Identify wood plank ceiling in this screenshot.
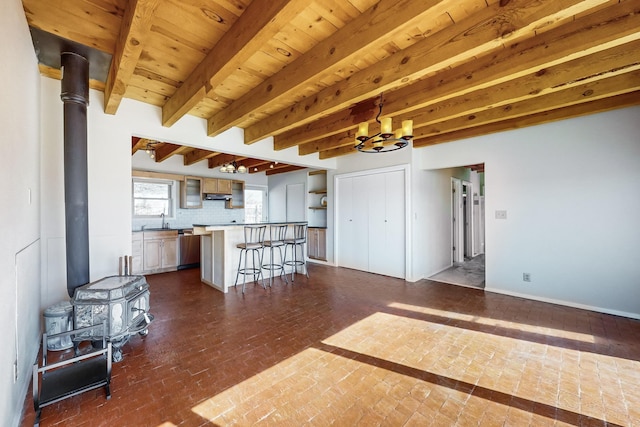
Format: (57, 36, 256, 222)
(23, 0, 640, 172)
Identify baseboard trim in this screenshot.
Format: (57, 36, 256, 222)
(484, 287, 640, 320)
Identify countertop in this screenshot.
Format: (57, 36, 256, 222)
(193, 221, 308, 227)
(132, 227, 193, 233)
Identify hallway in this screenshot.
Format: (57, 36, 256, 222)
(22, 264, 640, 426)
(429, 254, 485, 289)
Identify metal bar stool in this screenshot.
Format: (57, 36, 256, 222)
(283, 223, 309, 282)
(262, 224, 288, 287)
(234, 225, 266, 293)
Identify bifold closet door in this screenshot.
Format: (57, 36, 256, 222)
(337, 170, 405, 278)
(368, 170, 405, 278)
(337, 176, 369, 271)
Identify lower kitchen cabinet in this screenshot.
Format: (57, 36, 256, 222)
(308, 227, 326, 261)
(140, 230, 179, 274)
(131, 232, 143, 274)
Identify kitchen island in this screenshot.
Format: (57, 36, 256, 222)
(193, 222, 308, 293)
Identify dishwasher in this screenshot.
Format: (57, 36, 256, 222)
(178, 229, 201, 270)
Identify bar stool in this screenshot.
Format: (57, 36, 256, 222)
(283, 224, 309, 282)
(234, 225, 266, 293)
(262, 224, 289, 287)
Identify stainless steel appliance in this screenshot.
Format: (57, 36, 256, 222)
(178, 228, 201, 270)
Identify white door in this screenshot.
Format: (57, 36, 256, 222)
(351, 175, 370, 271)
(336, 169, 406, 278)
(381, 170, 405, 278)
(368, 173, 386, 274)
(269, 185, 286, 222)
(337, 176, 355, 269)
(286, 183, 305, 222)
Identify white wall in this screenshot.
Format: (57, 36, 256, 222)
(39, 76, 336, 310)
(0, 0, 42, 424)
(420, 106, 640, 319)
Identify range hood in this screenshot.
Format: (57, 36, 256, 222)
(204, 193, 230, 201)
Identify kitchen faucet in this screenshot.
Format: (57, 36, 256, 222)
(161, 213, 167, 229)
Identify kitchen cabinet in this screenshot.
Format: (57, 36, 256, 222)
(131, 232, 143, 274)
(203, 178, 232, 195)
(142, 230, 178, 273)
(180, 176, 203, 208)
(225, 180, 245, 209)
(308, 227, 326, 260)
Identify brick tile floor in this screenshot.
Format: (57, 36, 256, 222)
(21, 264, 640, 426)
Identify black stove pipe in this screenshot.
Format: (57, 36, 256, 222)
(61, 52, 90, 297)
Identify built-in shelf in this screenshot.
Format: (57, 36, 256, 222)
(308, 169, 327, 229)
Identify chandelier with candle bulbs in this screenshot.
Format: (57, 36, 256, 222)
(219, 160, 247, 174)
(355, 93, 413, 153)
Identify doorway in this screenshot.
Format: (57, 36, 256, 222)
(432, 169, 485, 289)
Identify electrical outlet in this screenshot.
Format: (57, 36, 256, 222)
(495, 210, 507, 220)
(523, 273, 531, 282)
(13, 361, 18, 383)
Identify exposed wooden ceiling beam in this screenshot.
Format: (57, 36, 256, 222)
(466, 164, 485, 173)
(319, 145, 356, 160)
(132, 136, 149, 155)
(415, 70, 640, 140)
(413, 91, 640, 147)
(319, 85, 640, 158)
(298, 2, 640, 156)
(206, 0, 451, 138)
(183, 148, 218, 166)
(104, 0, 160, 114)
(299, 39, 640, 155)
(39, 65, 105, 92)
(161, 0, 308, 127)
(244, 0, 612, 144)
(250, 162, 285, 173)
(298, 132, 353, 156)
(153, 143, 183, 162)
(207, 154, 248, 169)
(239, 158, 271, 169)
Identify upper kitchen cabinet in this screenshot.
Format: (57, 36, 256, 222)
(202, 178, 232, 195)
(226, 180, 245, 209)
(180, 176, 202, 209)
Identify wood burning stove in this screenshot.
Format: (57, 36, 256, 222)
(71, 275, 153, 361)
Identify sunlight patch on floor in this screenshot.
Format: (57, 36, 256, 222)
(322, 311, 636, 425)
(191, 310, 638, 425)
(388, 302, 597, 343)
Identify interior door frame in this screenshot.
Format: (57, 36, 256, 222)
(334, 164, 412, 279)
(451, 178, 463, 264)
(462, 180, 474, 259)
